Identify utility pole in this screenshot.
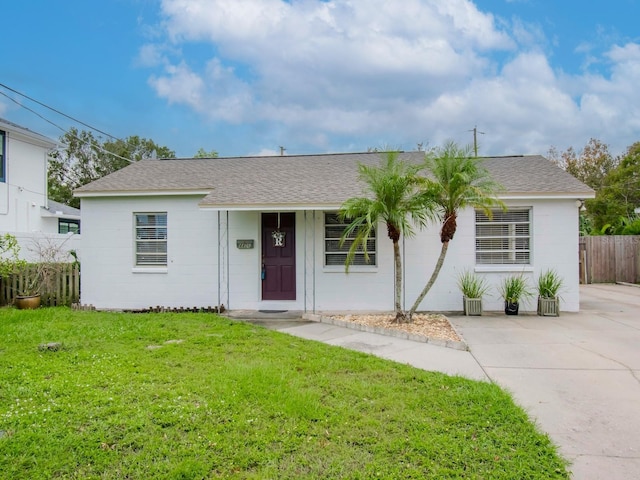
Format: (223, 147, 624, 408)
(279, 146, 286, 156)
(469, 126, 484, 156)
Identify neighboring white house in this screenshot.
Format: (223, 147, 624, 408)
(75, 152, 594, 313)
(0, 118, 81, 260)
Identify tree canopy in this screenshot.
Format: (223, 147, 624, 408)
(48, 129, 176, 208)
(193, 148, 219, 158)
(587, 141, 640, 233)
(547, 138, 616, 191)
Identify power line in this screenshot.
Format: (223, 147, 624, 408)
(0, 89, 133, 165)
(0, 82, 118, 140)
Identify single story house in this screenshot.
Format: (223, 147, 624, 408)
(74, 151, 594, 313)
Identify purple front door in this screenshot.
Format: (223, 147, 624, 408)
(261, 213, 296, 300)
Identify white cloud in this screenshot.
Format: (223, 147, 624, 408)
(142, 0, 640, 156)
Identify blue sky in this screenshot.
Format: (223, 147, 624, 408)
(1, 0, 639, 158)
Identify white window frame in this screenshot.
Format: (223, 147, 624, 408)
(324, 212, 377, 269)
(475, 208, 531, 266)
(134, 212, 168, 267)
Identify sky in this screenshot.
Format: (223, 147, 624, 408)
(1, 0, 639, 158)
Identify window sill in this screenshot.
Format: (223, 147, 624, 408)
(323, 266, 378, 273)
(474, 265, 533, 273)
(132, 267, 168, 274)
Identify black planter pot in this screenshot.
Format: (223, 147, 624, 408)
(504, 301, 519, 315)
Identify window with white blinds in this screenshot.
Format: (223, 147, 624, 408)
(476, 209, 531, 265)
(324, 213, 376, 267)
(135, 213, 167, 266)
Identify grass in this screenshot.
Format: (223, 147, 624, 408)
(0, 308, 569, 479)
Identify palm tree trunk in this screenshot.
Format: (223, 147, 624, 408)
(392, 239, 406, 322)
(408, 241, 449, 318)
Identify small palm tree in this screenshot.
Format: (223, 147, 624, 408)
(340, 151, 436, 322)
(408, 141, 504, 317)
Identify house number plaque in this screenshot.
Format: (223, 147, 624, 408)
(236, 239, 254, 249)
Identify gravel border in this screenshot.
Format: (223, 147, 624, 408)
(302, 313, 469, 351)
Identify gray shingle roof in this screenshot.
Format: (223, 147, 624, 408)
(74, 152, 594, 207)
(44, 200, 81, 218)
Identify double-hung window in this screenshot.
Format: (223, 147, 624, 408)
(476, 208, 531, 265)
(324, 213, 376, 267)
(135, 213, 167, 266)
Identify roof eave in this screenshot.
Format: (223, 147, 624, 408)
(198, 203, 343, 212)
(74, 189, 212, 198)
(497, 192, 596, 200)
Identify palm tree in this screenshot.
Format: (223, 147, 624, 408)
(408, 141, 504, 317)
(340, 151, 436, 322)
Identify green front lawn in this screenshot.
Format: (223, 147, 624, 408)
(0, 308, 568, 479)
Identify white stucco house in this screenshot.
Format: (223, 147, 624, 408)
(0, 118, 81, 260)
(75, 151, 594, 314)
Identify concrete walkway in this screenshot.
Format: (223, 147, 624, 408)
(227, 284, 640, 479)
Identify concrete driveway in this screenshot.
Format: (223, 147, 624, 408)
(449, 284, 640, 480)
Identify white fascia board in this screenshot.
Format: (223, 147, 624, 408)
(41, 210, 81, 220)
(198, 203, 342, 212)
(74, 189, 211, 198)
(497, 192, 596, 201)
(2, 125, 57, 149)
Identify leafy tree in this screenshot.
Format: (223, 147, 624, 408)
(588, 141, 640, 232)
(339, 152, 436, 323)
(408, 141, 504, 317)
(548, 138, 616, 190)
(48, 129, 175, 208)
(193, 148, 219, 158)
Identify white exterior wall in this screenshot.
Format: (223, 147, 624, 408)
(403, 199, 581, 313)
(0, 126, 79, 258)
(0, 131, 49, 233)
(80, 197, 582, 313)
(80, 196, 219, 310)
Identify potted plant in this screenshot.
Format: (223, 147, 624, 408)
(14, 265, 43, 309)
(536, 269, 563, 316)
(498, 274, 533, 315)
(457, 270, 489, 316)
(0, 234, 33, 308)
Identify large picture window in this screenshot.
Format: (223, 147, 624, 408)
(324, 213, 376, 267)
(135, 213, 167, 266)
(476, 209, 531, 265)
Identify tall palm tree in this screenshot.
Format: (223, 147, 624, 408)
(408, 141, 504, 317)
(340, 151, 436, 322)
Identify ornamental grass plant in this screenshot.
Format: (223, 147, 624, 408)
(498, 275, 533, 304)
(457, 270, 490, 299)
(537, 269, 564, 299)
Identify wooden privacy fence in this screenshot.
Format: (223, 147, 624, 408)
(0, 263, 80, 307)
(579, 236, 640, 284)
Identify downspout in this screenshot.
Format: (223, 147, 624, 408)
(402, 235, 406, 311)
(226, 210, 230, 309)
(304, 210, 307, 313)
(313, 210, 316, 313)
(217, 211, 221, 310)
